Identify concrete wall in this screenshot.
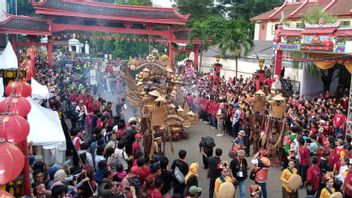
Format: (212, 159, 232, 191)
(199, 55, 302, 92)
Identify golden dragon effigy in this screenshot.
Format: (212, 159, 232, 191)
(125, 53, 196, 157)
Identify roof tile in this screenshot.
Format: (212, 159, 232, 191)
(2, 17, 49, 32)
(40, 0, 184, 20)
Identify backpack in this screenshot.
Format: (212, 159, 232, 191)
(199, 136, 216, 149)
(127, 176, 142, 192)
(174, 161, 185, 184)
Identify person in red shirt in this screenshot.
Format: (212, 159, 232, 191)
(343, 160, 352, 198)
(131, 133, 142, 156)
(298, 137, 309, 184)
(148, 177, 163, 198)
(333, 109, 346, 136)
(306, 156, 321, 196)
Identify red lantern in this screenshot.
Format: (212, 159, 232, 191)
(338, 60, 344, 64)
(58, 36, 61, 40)
(0, 115, 30, 144)
(346, 60, 351, 64)
(127, 37, 130, 42)
(144, 38, 148, 42)
(5, 81, 32, 98)
(0, 96, 31, 117)
(0, 141, 25, 185)
(139, 38, 142, 42)
(132, 38, 136, 42)
(323, 39, 333, 48)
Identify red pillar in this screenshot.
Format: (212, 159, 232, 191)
(168, 42, 174, 63)
(193, 44, 199, 72)
(275, 50, 283, 75)
(48, 41, 53, 66)
(274, 25, 283, 76)
(18, 140, 31, 196)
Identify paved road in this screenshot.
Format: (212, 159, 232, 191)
(164, 123, 307, 197)
(98, 89, 307, 197)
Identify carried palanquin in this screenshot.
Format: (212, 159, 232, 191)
(125, 52, 196, 157)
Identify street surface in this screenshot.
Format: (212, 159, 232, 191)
(99, 88, 306, 197)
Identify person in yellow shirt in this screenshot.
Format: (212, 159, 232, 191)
(214, 161, 234, 198)
(320, 175, 335, 198)
(280, 159, 298, 198)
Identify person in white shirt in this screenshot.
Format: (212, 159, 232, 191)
(76, 100, 88, 130)
(336, 158, 348, 184)
(114, 141, 129, 171)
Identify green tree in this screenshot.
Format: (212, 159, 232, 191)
(218, 19, 253, 77)
(177, 0, 221, 26)
(17, 0, 35, 16)
(114, 0, 152, 6)
(225, 0, 284, 21)
(190, 17, 253, 77)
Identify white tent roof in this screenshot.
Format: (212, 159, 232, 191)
(27, 98, 66, 151)
(0, 42, 18, 69)
(31, 78, 50, 100)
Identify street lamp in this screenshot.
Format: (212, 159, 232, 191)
(215, 55, 221, 63)
(213, 55, 222, 84)
(258, 58, 265, 70)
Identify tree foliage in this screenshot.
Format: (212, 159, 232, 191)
(302, 6, 337, 25)
(177, 0, 222, 26)
(114, 0, 152, 6)
(224, 0, 284, 21)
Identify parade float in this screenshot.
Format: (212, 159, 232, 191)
(125, 52, 197, 157)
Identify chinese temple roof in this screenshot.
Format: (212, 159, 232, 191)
(32, 0, 189, 25)
(0, 15, 50, 35)
(277, 26, 352, 37)
(251, 0, 352, 22)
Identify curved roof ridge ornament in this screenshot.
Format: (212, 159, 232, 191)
(269, 1, 288, 19)
(323, 0, 337, 12)
(289, 0, 308, 17)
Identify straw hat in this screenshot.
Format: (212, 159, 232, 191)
(143, 68, 150, 72)
(272, 94, 285, 101)
(187, 111, 196, 116)
(177, 106, 184, 112)
(137, 81, 144, 86)
(149, 90, 160, 97)
(154, 95, 166, 103)
(238, 130, 246, 136)
(169, 103, 176, 109)
(255, 90, 265, 95)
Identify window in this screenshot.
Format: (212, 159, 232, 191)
(339, 21, 351, 27)
(296, 23, 304, 28)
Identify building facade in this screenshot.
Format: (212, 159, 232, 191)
(251, 0, 352, 41)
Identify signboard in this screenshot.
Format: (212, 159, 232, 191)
(278, 44, 301, 51)
(334, 45, 345, 53)
(300, 44, 333, 52)
(303, 35, 330, 43)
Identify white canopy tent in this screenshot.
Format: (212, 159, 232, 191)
(27, 98, 66, 165)
(31, 78, 50, 100)
(0, 42, 18, 100)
